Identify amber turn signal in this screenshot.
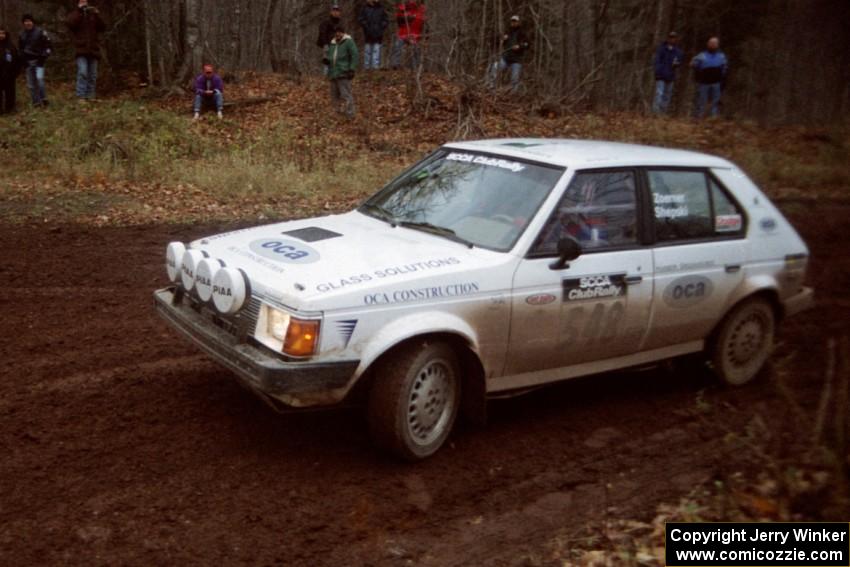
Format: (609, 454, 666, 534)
(283, 318, 320, 357)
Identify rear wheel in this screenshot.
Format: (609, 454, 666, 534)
(711, 297, 776, 385)
(368, 341, 461, 461)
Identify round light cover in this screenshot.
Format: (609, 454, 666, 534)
(180, 249, 205, 291)
(166, 242, 186, 282)
(212, 267, 248, 314)
(195, 258, 222, 302)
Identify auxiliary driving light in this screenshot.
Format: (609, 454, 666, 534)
(211, 267, 248, 315)
(166, 242, 186, 282)
(180, 249, 205, 291)
(195, 258, 222, 302)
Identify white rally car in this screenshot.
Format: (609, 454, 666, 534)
(154, 139, 813, 459)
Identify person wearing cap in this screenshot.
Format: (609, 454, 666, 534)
(18, 14, 52, 107)
(0, 28, 21, 114)
(327, 25, 358, 118)
(488, 15, 530, 93)
(691, 36, 728, 118)
(390, 1, 426, 70)
(652, 31, 683, 114)
(317, 4, 342, 75)
(358, 0, 388, 70)
(193, 64, 224, 120)
(66, 0, 106, 101)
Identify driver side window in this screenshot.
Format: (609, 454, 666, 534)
(531, 170, 638, 256)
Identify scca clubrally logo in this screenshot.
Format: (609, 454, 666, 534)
(562, 273, 627, 302)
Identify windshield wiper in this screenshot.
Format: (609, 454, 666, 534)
(359, 203, 397, 226)
(399, 221, 475, 248)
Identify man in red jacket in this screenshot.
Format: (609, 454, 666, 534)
(66, 0, 106, 100)
(390, 1, 425, 70)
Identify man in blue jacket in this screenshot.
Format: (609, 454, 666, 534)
(691, 36, 728, 118)
(652, 31, 682, 114)
(358, 0, 388, 70)
(18, 14, 51, 107)
(193, 64, 224, 120)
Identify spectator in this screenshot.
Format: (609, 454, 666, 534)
(488, 15, 530, 93)
(652, 31, 682, 114)
(328, 25, 358, 118)
(193, 63, 224, 120)
(358, 0, 388, 70)
(18, 14, 51, 108)
(317, 4, 342, 75)
(691, 36, 728, 119)
(66, 0, 106, 101)
(390, 1, 425, 70)
(0, 27, 20, 114)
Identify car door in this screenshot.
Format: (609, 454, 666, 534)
(642, 168, 748, 351)
(504, 169, 654, 376)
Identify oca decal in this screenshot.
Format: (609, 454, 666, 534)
(663, 275, 714, 309)
(248, 238, 320, 264)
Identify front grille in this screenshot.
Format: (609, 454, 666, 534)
(184, 294, 261, 342)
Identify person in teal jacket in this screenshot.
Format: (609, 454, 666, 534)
(327, 25, 358, 118)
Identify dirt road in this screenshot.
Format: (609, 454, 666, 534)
(1, 202, 847, 566)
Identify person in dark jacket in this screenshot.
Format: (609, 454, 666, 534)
(193, 64, 224, 120)
(358, 0, 388, 70)
(66, 0, 106, 100)
(488, 15, 530, 93)
(317, 4, 342, 75)
(651, 31, 682, 114)
(18, 14, 51, 107)
(691, 36, 728, 118)
(0, 27, 20, 114)
(328, 25, 358, 118)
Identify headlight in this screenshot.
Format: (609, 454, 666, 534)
(255, 304, 320, 358)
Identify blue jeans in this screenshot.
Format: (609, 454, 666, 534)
(489, 58, 522, 92)
(652, 80, 673, 114)
(363, 43, 382, 70)
(25, 61, 46, 106)
(694, 83, 722, 118)
(75, 56, 99, 99)
(194, 92, 224, 113)
(390, 37, 421, 69)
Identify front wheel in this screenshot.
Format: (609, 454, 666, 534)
(710, 297, 776, 386)
(368, 341, 461, 461)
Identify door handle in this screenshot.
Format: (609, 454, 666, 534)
(624, 275, 643, 285)
(725, 264, 741, 273)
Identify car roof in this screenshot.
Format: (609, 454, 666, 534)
(444, 138, 735, 170)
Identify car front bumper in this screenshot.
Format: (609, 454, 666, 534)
(153, 288, 359, 408)
(783, 286, 815, 318)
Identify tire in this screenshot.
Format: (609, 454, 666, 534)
(710, 297, 776, 386)
(368, 341, 461, 461)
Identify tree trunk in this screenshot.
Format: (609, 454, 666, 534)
(174, 0, 203, 84)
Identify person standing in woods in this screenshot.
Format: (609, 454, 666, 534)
(488, 15, 530, 93)
(66, 0, 106, 101)
(390, 0, 426, 70)
(358, 0, 389, 70)
(691, 36, 728, 119)
(18, 14, 51, 107)
(193, 63, 224, 120)
(328, 25, 358, 118)
(317, 4, 342, 75)
(0, 28, 21, 114)
(651, 31, 682, 114)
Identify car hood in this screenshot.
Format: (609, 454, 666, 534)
(189, 211, 507, 312)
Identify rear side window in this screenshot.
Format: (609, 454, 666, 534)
(649, 170, 744, 241)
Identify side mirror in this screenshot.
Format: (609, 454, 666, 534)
(549, 236, 581, 270)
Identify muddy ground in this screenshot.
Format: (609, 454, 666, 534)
(1, 200, 848, 566)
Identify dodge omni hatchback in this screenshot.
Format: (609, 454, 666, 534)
(155, 139, 813, 460)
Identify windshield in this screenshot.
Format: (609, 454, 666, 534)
(360, 150, 565, 251)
